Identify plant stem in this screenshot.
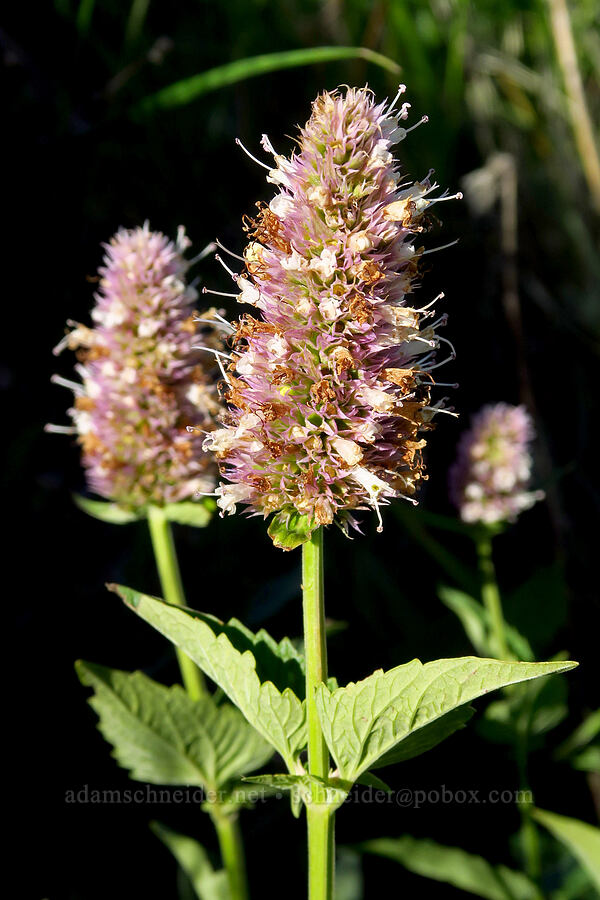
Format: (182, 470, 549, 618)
(146, 504, 206, 700)
(476, 531, 509, 659)
(212, 811, 250, 900)
(302, 527, 334, 900)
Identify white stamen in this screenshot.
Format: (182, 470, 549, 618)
(215, 239, 245, 261)
(189, 242, 217, 265)
(405, 115, 428, 134)
(194, 315, 235, 333)
(50, 374, 84, 394)
(202, 286, 238, 299)
(389, 83, 407, 111)
(192, 345, 233, 361)
(44, 424, 77, 434)
(437, 335, 457, 357)
(235, 138, 272, 171)
(422, 239, 459, 256)
(417, 292, 445, 313)
(214, 254, 237, 279)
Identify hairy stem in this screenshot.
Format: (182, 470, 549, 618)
(302, 528, 334, 900)
(146, 504, 206, 700)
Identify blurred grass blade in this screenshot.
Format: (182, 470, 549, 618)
(132, 47, 400, 117)
(75, 0, 95, 36)
(533, 809, 600, 890)
(124, 0, 151, 51)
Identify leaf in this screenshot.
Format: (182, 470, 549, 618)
(76, 662, 272, 789)
(162, 501, 214, 528)
(438, 587, 489, 656)
(355, 772, 393, 793)
(533, 809, 600, 890)
(571, 746, 600, 772)
(73, 493, 140, 524)
(315, 657, 577, 781)
(113, 585, 307, 769)
(358, 836, 538, 900)
(371, 705, 475, 768)
(132, 47, 401, 117)
(335, 848, 363, 900)
(439, 586, 534, 660)
(151, 822, 229, 900)
(267, 511, 313, 550)
(555, 709, 600, 760)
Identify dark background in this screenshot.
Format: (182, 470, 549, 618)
(4, 1, 599, 897)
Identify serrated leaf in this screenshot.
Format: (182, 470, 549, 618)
(533, 809, 600, 890)
(315, 657, 577, 781)
(73, 493, 140, 523)
(267, 511, 314, 550)
(162, 501, 214, 528)
(76, 662, 272, 789)
(358, 836, 538, 899)
(151, 822, 229, 900)
(113, 585, 307, 769)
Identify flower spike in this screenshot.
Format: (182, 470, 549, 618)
(48, 223, 221, 509)
(204, 86, 460, 547)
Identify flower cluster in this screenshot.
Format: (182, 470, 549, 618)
(449, 403, 544, 525)
(48, 224, 221, 509)
(205, 86, 460, 545)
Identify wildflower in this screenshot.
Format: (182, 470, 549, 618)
(449, 403, 544, 525)
(48, 223, 220, 509)
(205, 86, 461, 546)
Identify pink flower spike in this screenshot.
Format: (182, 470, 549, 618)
(49, 223, 222, 509)
(449, 403, 545, 525)
(204, 86, 460, 547)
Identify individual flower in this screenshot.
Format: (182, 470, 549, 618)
(48, 223, 221, 509)
(204, 85, 461, 547)
(449, 403, 544, 525)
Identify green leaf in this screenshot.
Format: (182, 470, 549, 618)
(358, 836, 538, 900)
(571, 746, 600, 772)
(355, 772, 393, 793)
(439, 586, 534, 660)
(151, 822, 229, 900)
(315, 657, 577, 781)
(335, 848, 363, 900)
(533, 808, 600, 890)
(76, 662, 272, 789)
(132, 47, 400, 117)
(438, 587, 489, 656)
(113, 585, 307, 769)
(73, 493, 140, 524)
(555, 709, 600, 760)
(371, 704, 475, 768)
(267, 511, 314, 550)
(162, 501, 214, 528)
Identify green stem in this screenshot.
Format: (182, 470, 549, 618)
(302, 527, 334, 900)
(146, 504, 206, 700)
(476, 531, 509, 659)
(212, 811, 250, 900)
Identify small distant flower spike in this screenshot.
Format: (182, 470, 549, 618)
(449, 403, 545, 525)
(204, 86, 461, 547)
(48, 223, 221, 509)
